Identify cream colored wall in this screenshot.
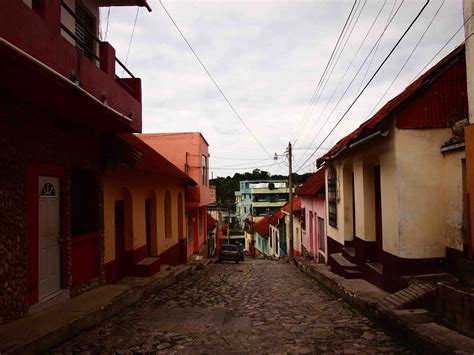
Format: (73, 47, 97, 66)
(325, 159, 353, 246)
(285, 214, 302, 254)
(103, 168, 186, 263)
(395, 127, 454, 258)
(443, 151, 465, 251)
(464, 0, 474, 124)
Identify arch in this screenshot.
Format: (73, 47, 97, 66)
(165, 190, 172, 238)
(145, 190, 157, 256)
(177, 192, 184, 239)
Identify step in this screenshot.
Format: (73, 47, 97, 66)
(384, 283, 436, 310)
(342, 247, 356, 263)
(330, 253, 359, 270)
(344, 269, 362, 279)
(134, 257, 161, 277)
(366, 262, 383, 275)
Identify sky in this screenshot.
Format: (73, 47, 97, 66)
(100, 0, 465, 178)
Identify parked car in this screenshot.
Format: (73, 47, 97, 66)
(219, 244, 241, 263)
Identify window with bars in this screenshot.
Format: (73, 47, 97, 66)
(75, 2, 96, 60)
(328, 165, 337, 228)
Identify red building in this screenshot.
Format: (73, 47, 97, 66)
(0, 0, 149, 322)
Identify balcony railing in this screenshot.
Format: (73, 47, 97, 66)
(60, 0, 136, 93)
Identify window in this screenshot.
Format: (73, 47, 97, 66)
(40, 182, 56, 197)
(71, 169, 99, 236)
(75, 2, 96, 60)
(328, 165, 337, 227)
(165, 191, 172, 238)
(201, 155, 207, 186)
(301, 208, 306, 230)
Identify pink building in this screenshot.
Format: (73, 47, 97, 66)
(139, 133, 210, 261)
(298, 169, 327, 263)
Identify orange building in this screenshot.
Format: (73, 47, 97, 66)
(103, 134, 196, 283)
(139, 133, 210, 261)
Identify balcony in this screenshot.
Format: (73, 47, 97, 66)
(0, 0, 143, 133)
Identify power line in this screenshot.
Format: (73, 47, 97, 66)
(296, 0, 430, 173)
(410, 14, 474, 84)
(124, 7, 139, 71)
(366, 0, 445, 119)
(294, 0, 404, 169)
(211, 157, 273, 168)
(291, 0, 358, 147)
(356, 0, 399, 96)
(210, 162, 283, 171)
(294, 0, 367, 150)
(159, 0, 272, 158)
(293, 0, 382, 155)
(212, 156, 271, 161)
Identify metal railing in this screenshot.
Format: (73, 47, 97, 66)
(60, 1, 136, 91)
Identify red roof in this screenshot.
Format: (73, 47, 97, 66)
(253, 211, 282, 236)
(317, 44, 467, 167)
(281, 196, 301, 213)
(207, 213, 217, 230)
(297, 169, 325, 196)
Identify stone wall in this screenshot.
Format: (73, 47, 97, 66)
(0, 98, 105, 323)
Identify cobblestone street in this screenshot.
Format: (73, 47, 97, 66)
(54, 260, 411, 353)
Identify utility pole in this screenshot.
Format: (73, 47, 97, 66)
(288, 142, 294, 260)
(250, 205, 255, 258)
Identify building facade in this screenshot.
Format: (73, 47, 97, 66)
(235, 180, 292, 227)
(0, 0, 148, 322)
(298, 169, 327, 263)
(318, 45, 468, 292)
(139, 133, 210, 261)
(103, 134, 195, 283)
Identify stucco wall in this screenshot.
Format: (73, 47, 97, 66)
(443, 150, 466, 251)
(394, 127, 456, 258)
(103, 168, 186, 263)
(139, 133, 210, 207)
(300, 195, 326, 255)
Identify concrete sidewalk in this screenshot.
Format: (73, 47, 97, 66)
(293, 258, 474, 354)
(0, 260, 212, 354)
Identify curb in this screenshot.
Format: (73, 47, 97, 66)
(292, 258, 474, 354)
(3, 261, 210, 354)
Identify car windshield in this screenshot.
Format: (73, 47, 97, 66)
(222, 245, 238, 251)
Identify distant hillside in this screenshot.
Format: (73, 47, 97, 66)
(210, 169, 312, 210)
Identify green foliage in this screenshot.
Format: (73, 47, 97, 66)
(210, 169, 312, 211)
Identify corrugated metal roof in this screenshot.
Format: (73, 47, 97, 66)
(317, 44, 467, 167)
(296, 169, 325, 196)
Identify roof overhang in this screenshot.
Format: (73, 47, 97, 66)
(98, 0, 152, 12)
(0, 38, 135, 133)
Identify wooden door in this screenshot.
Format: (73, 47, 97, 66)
(115, 201, 126, 279)
(38, 176, 61, 299)
(374, 166, 383, 261)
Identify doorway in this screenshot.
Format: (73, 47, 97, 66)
(374, 166, 383, 261)
(38, 176, 61, 299)
(114, 200, 126, 279)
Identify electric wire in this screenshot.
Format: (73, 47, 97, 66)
(210, 162, 284, 171)
(159, 0, 272, 158)
(356, 0, 399, 95)
(123, 7, 139, 76)
(365, 0, 445, 119)
(212, 157, 274, 169)
(294, 0, 367, 150)
(212, 156, 272, 161)
(410, 14, 474, 84)
(291, 0, 358, 147)
(294, 0, 383, 156)
(294, 0, 404, 169)
(295, 0, 430, 173)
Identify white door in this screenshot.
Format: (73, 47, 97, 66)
(38, 176, 61, 299)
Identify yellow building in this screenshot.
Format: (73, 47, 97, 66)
(103, 134, 196, 283)
(317, 45, 468, 292)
